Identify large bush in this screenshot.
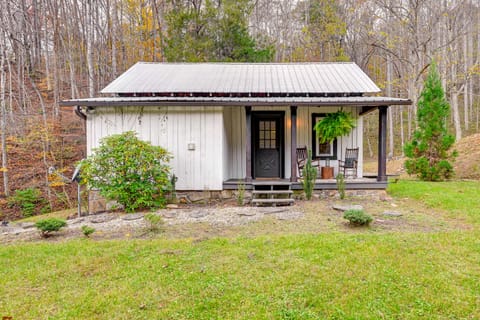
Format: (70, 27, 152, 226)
(81, 131, 172, 212)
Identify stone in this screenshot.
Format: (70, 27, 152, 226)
(332, 204, 364, 212)
(121, 213, 144, 221)
(20, 222, 36, 229)
(383, 211, 403, 217)
(166, 204, 179, 209)
(189, 210, 208, 218)
(221, 190, 233, 200)
(188, 193, 206, 203)
(161, 211, 177, 219)
(69, 218, 85, 225)
(91, 215, 115, 224)
(237, 211, 256, 216)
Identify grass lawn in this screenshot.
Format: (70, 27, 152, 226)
(1, 180, 479, 319)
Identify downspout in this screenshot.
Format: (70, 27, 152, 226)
(74, 105, 87, 120)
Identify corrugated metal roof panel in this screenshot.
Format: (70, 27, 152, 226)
(100, 62, 381, 95)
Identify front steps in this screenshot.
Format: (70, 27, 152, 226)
(251, 181, 294, 206)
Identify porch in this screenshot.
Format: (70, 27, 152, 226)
(223, 177, 387, 190)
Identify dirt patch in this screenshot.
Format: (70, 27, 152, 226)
(1, 195, 472, 244)
(453, 133, 480, 179)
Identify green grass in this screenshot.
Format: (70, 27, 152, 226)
(1, 180, 479, 319)
(16, 208, 76, 223)
(388, 180, 480, 224)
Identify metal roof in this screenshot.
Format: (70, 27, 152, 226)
(62, 96, 411, 107)
(101, 62, 381, 95)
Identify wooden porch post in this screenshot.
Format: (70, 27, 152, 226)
(245, 106, 252, 182)
(290, 106, 297, 182)
(378, 106, 388, 182)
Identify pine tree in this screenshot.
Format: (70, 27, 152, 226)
(404, 62, 457, 181)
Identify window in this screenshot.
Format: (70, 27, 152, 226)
(259, 120, 276, 149)
(312, 113, 337, 159)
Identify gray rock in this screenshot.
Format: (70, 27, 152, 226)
(20, 222, 36, 229)
(121, 213, 144, 221)
(383, 211, 403, 217)
(189, 194, 206, 203)
(332, 204, 364, 212)
(189, 210, 208, 218)
(237, 211, 256, 216)
(69, 218, 85, 225)
(161, 211, 177, 219)
(91, 216, 115, 224)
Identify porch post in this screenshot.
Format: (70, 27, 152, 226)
(290, 106, 298, 182)
(378, 105, 388, 182)
(245, 106, 252, 182)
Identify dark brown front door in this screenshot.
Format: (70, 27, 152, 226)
(252, 112, 284, 178)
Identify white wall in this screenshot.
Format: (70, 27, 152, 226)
(86, 106, 225, 190)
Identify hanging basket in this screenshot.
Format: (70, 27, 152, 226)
(314, 110, 356, 144)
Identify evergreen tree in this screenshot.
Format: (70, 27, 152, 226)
(165, 0, 273, 62)
(404, 62, 457, 181)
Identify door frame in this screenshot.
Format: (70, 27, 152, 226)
(251, 111, 285, 179)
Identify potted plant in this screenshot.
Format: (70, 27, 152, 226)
(314, 110, 356, 179)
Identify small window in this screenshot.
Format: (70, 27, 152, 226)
(259, 120, 277, 150)
(312, 114, 337, 159)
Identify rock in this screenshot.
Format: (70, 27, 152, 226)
(189, 193, 206, 203)
(332, 204, 363, 212)
(221, 190, 233, 200)
(383, 211, 403, 217)
(91, 215, 115, 224)
(161, 211, 177, 219)
(166, 204, 179, 209)
(237, 211, 256, 216)
(189, 210, 208, 218)
(121, 213, 144, 221)
(20, 222, 36, 229)
(69, 218, 85, 225)
(391, 203, 398, 207)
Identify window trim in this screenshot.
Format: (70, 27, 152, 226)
(311, 113, 338, 160)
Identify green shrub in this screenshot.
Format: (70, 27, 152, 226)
(35, 218, 67, 237)
(302, 150, 317, 200)
(336, 173, 346, 199)
(81, 225, 95, 237)
(144, 213, 164, 233)
(8, 188, 47, 217)
(237, 182, 245, 206)
(343, 209, 373, 226)
(81, 131, 172, 213)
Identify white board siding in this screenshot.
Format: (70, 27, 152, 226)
(223, 106, 363, 179)
(87, 106, 224, 190)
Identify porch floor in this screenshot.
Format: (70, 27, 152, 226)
(223, 177, 387, 190)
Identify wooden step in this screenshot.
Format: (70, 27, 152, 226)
(251, 198, 295, 206)
(251, 181, 292, 186)
(252, 190, 293, 195)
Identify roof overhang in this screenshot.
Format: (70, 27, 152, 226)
(61, 96, 412, 108)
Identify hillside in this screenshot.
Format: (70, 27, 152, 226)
(453, 133, 480, 180)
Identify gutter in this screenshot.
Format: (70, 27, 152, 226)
(74, 105, 87, 120)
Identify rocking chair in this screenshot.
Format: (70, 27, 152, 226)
(338, 148, 359, 178)
(296, 146, 320, 177)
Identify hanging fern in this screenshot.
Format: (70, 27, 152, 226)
(314, 111, 356, 144)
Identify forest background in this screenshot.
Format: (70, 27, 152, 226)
(0, 0, 479, 218)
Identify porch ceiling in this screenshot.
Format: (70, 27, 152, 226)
(61, 96, 411, 107)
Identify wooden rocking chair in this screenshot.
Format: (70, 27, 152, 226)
(296, 146, 320, 177)
(338, 148, 359, 178)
